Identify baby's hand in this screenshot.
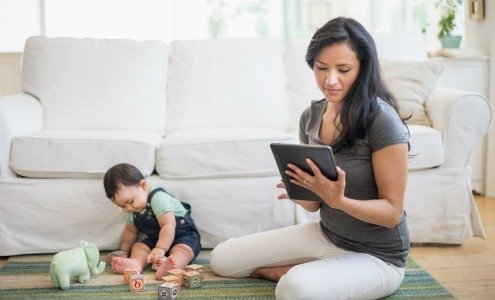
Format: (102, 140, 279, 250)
(151, 257, 167, 270)
(148, 247, 166, 264)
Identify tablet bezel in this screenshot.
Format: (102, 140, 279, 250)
(270, 143, 338, 202)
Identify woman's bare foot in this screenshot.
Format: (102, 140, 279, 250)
(154, 256, 177, 280)
(250, 265, 293, 282)
(111, 257, 142, 274)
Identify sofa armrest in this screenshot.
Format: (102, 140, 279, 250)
(425, 87, 491, 169)
(0, 93, 42, 177)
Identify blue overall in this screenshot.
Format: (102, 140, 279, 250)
(133, 187, 201, 258)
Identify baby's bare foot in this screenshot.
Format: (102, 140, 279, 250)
(154, 256, 177, 280)
(111, 257, 142, 274)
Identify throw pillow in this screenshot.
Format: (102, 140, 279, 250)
(380, 60, 444, 126)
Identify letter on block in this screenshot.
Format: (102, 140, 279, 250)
(186, 264, 204, 279)
(184, 271, 201, 289)
(130, 274, 144, 292)
(158, 282, 179, 300)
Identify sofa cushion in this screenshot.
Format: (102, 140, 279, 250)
(156, 127, 298, 179)
(408, 124, 444, 170)
(166, 39, 290, 132)
(381, 60, 444, 126)
(22, 36, 168, 132)
(10, 130, 162, 178)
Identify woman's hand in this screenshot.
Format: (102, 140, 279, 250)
(285, 159, 346, 209)
(276, 180, 320, 212)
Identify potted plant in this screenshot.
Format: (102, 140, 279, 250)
(435, 0, 463, 48)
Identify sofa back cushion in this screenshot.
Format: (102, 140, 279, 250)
(166, 38, 290, 132)
(22, 36, 168, 132)
(284, 38, 323, 131)
(381, 61, 444, 126)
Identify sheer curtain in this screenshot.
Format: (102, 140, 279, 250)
(44, 0, 283, 42)
(0, 0, 463, 52)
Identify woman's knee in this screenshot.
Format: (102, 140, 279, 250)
(211, 238, 253, 277)
(276, 268, 316, 300)
(210, 240, 231, 276)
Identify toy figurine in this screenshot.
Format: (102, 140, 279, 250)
(50, 240, 106, 290)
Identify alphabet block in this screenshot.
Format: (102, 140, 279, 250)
(161, 275, 181, 290)
(123, 268, 140, 285)
(186, 264, 204, 279)
(158, 282, 179, 300)
(130, 274, 144, 292)
(184, 270, 201, 288)
(167, 268, 185, 286)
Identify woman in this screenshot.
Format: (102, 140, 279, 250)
(211, 17, 410, 299)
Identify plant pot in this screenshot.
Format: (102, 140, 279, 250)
(440, 35, 462, 49)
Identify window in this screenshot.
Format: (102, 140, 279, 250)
(44, 0, 282, 42)
(0, 0, 41, 52)
(0, 0, 465, 52)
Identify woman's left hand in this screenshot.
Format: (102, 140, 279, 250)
(285, 158, 346, 209)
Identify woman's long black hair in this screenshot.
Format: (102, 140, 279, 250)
(306, 17, 407, 153)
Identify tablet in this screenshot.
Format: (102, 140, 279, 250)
(270, 143, 338, 202)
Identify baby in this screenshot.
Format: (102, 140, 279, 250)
(103, 163, 201, 280)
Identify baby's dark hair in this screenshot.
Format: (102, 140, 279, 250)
(103, 163, 144, 199)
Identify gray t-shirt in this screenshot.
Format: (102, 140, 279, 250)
(299, 98, 410, 267)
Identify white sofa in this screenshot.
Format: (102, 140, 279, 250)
(0, 34, 490, 256)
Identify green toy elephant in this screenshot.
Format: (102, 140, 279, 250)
(50, 240, 106, 290)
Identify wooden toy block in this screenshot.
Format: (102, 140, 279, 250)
(184, 270, 201, 288)
(123, 267, 140, 284)
(130, 274, 144, 292)
(186, 264, 204, 279)
(158, 282, 179, 300)
(161, 275, 181, 290)
(167, 268, 185, 286)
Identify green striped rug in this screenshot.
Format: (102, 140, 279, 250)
(0, 254, 454, 299)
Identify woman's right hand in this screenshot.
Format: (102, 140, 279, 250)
(277, 180, 321, 212)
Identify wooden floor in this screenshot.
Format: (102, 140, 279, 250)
(1, 196, 494, 299)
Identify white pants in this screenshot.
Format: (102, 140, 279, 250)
(210, 222, 405, 300)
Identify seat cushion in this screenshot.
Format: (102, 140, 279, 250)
(166, 38, 290, 132)
(10, 130, 162, 178)
(156, 127, 298, 179)
(22, 36, 168, 132)
(408, 124, 444, 170)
